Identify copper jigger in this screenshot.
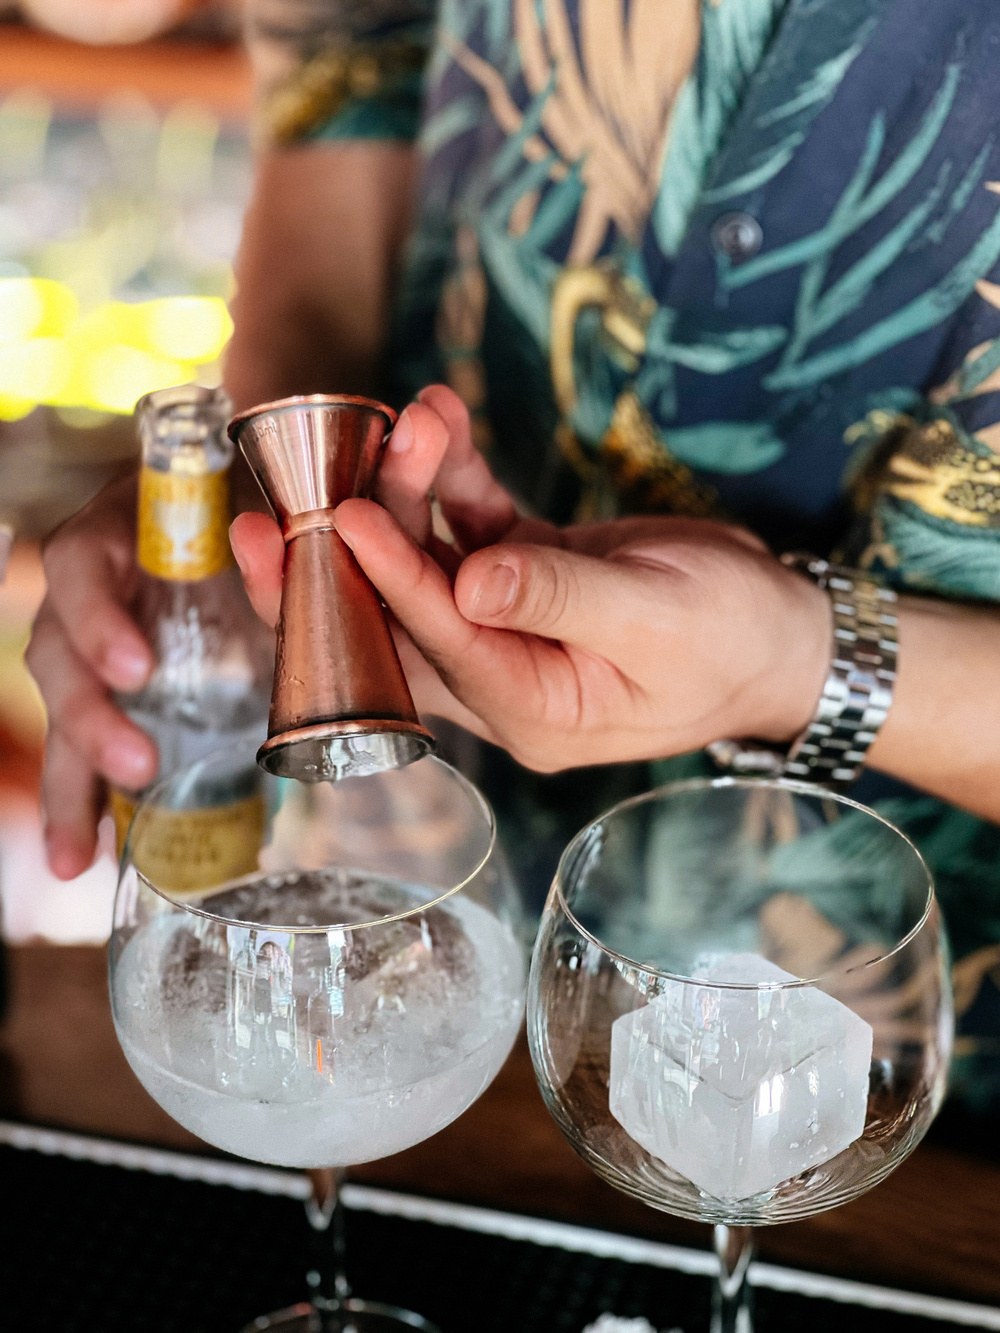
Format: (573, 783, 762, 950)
(229, 394, 435, 782)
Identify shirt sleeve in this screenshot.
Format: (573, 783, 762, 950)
(843, 272, 1000, 602)
(245, 0, 436, 147)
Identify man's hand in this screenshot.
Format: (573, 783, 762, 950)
(232, 385, 831, 773)
(25, 477, 157, 879)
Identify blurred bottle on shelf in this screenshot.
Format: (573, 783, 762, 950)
(111, 383, 272, 895)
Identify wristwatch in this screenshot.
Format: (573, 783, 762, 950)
(707, 554, 899, 792)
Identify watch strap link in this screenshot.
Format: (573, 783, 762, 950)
(779, 554, 898, 790)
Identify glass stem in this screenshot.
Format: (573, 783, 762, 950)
(711, 1224, 754, 1333)
(305, 1168, 351, 1323)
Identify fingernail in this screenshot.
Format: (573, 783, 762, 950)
(470, 561, 518, 619)
(107, 642, 149, 687)
(105, 738, 153, 785)
(388, 411, 415, 453)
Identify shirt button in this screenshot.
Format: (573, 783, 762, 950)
(711, 212, 764, 262)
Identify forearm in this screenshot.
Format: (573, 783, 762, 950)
(226, 0, 428, 463)
(863, 596, 1000, 822)
(225, 141, 417, 413)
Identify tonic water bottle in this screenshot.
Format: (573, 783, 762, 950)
(110, 384, 273, 895)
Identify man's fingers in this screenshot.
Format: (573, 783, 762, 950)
(42, 529, 151, 692)
(454, 541, 671, 660)
(27, 612, 158, 790)
(231, 511, 285, 628)
(416, 385, 517, 551)
(334, 496, 537, 727)
(334, 498, 483, 672)
(41, 730, 105, 880)
(389, 621, 497, 741)
(337, 498, 606, 766)
(375, 401, 451, 544)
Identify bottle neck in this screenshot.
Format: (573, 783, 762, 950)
(136, 387, 235, 583)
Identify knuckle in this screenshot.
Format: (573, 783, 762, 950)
(24, 625, 43, 675)
(506, 721, 561, 774)
(42, 727, 84, 784)
(512, 741, 560, 774)
(40, 531, 69, 578)
(23, 637, 45, 686)
(55, 704, 104, 762)
(518, 554, 573, 633)
(43, 527, 90, 584)
(24, 611, 56, 678)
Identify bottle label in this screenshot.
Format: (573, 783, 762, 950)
(137, 468, 233, 581)
(110, 788, 265, 898)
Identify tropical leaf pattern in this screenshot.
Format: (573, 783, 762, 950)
(407, 1, 1000, 526)
(653, 0, 869, 256)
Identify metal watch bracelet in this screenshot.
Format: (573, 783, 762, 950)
(707, 554, 899, 792)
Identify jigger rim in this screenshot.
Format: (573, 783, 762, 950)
(551, 774, 937, 991)
(227, 392, 398, 442)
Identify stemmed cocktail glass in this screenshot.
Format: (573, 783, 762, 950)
(528, 777, 951, 1333)
(110, 741, 525, 1332)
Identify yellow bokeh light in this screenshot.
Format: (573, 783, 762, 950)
(143, 296, 233, 362)
(0, 336, 72, 401)
(0, 280, 231, 415)
(0, 277, 79, 342)
(0, 393, 36, 422)
(0, 278, 43, 342)
(73, 301, 146, 350)
(82, 345, 189, 415)
(33, 279, 79, 337)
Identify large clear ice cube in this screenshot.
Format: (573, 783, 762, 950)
(609, 952, 873, 1201)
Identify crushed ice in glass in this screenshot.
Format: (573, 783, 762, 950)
(118, 868, 524, 1167)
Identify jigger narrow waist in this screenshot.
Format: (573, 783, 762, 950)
(282, 508, 340, 542)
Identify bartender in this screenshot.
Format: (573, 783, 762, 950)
(27, 0, 1000, 1112)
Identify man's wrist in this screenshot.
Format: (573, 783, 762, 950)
(710, 557, 899, 791)
(742, 555, 831, 745)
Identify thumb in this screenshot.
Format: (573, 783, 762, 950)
(455, 542, 662, 657)
(230, 511, 284, 628)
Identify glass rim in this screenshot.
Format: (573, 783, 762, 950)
(552, 774, 936, 990)
(120, 748, 498, 933)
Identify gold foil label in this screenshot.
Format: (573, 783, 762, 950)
(137, 468, 233, 581)
(111, 788, 265, 898)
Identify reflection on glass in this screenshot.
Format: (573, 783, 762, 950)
(111, 741, 525, 1332)
(529, 778, 951, 1333)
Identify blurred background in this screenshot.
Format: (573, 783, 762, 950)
(0, 2, 251, 949)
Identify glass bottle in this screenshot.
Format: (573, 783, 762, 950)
(110, 384, 273, 895)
